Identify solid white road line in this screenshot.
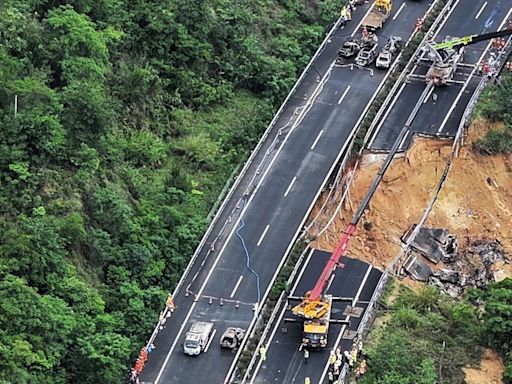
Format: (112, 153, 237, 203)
(257, 225, 270, 247)
(204, 329, 217, 353)
(475, 1, 487, 19)
(311, 130, 324, 150)
(230, 275, 244, 298)
(398, 130, 410, 151)
(351, 4, 375, 37)
(367, 0, 463, 149)
(319, 265, 373, 384)
(337, 86, 351, 105)
(326, 274, 336, 293)
(353, 265, 373, 305)
(367, 82, 407, 147)
(249, 249, 315, 384)
(437, 7, 512, 135)
(284, 176, 297, 197)
(393, 2, 406, 20)
(423, 85, 435, 104)
(155, 60, 335, 384)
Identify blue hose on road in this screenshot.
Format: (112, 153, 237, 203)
(236, 217, 261, 303)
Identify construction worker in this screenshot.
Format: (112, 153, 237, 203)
(259, 345, 267, 362)
(360, 359, 367, 374)
(344, 350, 352, 366)
(304, 348, 309, 363)
(329, 350, 336, 365)
(351, 347, 358, 366)
(305, 377, 311, 384)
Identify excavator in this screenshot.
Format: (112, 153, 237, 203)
(410, 28, 512, 86)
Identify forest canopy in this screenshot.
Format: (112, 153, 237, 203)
(0, 0, 339, 382)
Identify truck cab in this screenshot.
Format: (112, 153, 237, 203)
(303, 320, 328, 348)
(184, 333, 202, 356)
(183, 321, 214, 356)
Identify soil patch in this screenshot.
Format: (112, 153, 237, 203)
(463, 348, 504, 384)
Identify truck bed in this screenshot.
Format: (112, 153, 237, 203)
(362, 11, 388, 29)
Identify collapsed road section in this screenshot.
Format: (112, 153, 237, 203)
(139, 1, 433, 383)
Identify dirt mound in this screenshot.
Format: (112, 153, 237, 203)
(309, 119, 512, 271)
(463, 349, 504, 384)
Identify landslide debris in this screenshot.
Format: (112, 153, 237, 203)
(429, 239, 510, 298)
(308, 119, 512, 280)
(463, 348, 505, 384)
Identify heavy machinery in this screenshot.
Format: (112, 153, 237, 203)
(362, 0, 393, 31)
(183, 321, 214, 356)
(376, 36, 403, 69)
(292, 295, 333, 348)
(220, 327, 245, 349)
(411, 28, 512, 86)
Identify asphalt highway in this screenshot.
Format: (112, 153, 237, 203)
(248, 250, 381, 384)
(368, 0, 512, 151)
(140, 1, 431, 383)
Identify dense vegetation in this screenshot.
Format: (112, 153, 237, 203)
(475, 72, 512, 154)
(360, 280, 512, 384)
(0, 0, 340, 382)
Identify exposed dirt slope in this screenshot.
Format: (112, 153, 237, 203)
(463, 349, 504, 384)
(309, 120, 512, 271)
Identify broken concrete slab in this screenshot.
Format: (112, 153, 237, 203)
(343, 306, 364, 317)
(342, 330, 358, 340)
(432, 269, 460, 284)
(403, 254, 433, 281)
(402, 225, 457, 264)
(428, 239, 510, 298)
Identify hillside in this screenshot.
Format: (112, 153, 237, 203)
(0, 1, 339, 382)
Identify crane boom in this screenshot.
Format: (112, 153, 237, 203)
(432, 28, 512, 51)
(308, 224, 355, 301)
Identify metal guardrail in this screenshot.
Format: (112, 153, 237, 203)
(239, 246, 311, 383)
(363, 0, 453, 147)
(140, 8, 349, 358)
(337, 18, 512, 384)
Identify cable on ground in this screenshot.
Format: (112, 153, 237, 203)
(235, 199, 261, 303)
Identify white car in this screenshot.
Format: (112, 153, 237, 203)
(376, 50, 392, 68)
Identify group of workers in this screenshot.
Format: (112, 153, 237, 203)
(325, 338, 368, 383)
(340, 0, 359, 27)
(126, 294, 175, 383)
(260, 338, 369, 383)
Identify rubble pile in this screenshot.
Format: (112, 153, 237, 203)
(429, 239, 510, 298)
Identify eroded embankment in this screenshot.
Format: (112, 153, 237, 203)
(309, 120, 512, 276)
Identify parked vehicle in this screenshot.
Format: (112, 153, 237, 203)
(376, 36, 402, 69)
(220, 327, 245, 349)
(183, 321, 214, 356)
(355, 45, 378, 66)
(362, 0, 393, 31)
